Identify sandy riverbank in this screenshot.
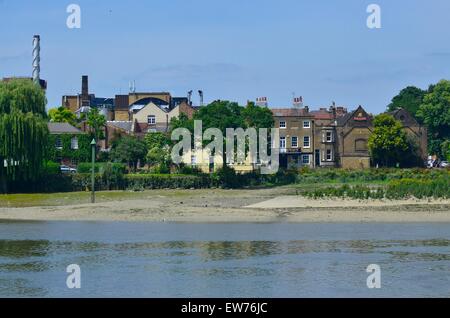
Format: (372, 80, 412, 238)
(1, 187, 449, 223)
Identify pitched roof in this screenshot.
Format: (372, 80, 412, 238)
(270, 108, 311, 117)
(336, 112, 353, 126)
(336, 106, 372, 126)
(47, 122, 83, 134)
(107, 121, 132, 132)
(310, 110, 334, 120)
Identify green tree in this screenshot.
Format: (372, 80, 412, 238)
(441, 140, 450, 161)
(0, 79, 49, 193)
(170, 113, 193, 132)
(417, 80, 450, 158)
(48, 106, 77, 126)
(242, 101, 274, 129)
(145, 132, 171, 168)
(194, 100, 245, 134)
(387, 86, 426, 119)
(144, 132, 170, 150)
(368, 114, 411, 167)
(110, 135, 147, 171)
(86, 108, 106, 141)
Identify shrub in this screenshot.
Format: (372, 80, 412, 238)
(211, 166, 240, 188)
(124, 174, 212, 190)
(77, 162, 126, 174)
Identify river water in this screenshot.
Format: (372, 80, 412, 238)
(0, 221, 449, 297)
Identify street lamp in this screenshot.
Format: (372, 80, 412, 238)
(90, 138, 96, 203)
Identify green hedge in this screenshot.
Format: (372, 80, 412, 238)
(77, 162, 126, 174)
(125, 174, 212, 190)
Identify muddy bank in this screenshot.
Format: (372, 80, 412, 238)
(0, 188, 449, 223)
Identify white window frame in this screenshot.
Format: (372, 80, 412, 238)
(326, 131, 333, 142)
(303, 136, 310, 148)
(303, 121, 311, 129)
(291, 136, 298, 148)
(279, 121, 286, 129)
(326, 149, 333, 161)
(55, 137, 63, 150)
(280, 137, 286, 149)
(302, 154, 310, 165)
(70, 137, 79, 150)
(147, 115, 156, 125)
(191, 155, 197, 165)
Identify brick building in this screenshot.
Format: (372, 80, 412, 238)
(272, 104, 427, 169)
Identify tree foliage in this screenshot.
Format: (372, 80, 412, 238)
(242, 101, 274, 129)
(86, 108, 106, 141)
(368, 114, 413, 167)
(0, 79, 49, 192)
(387, 86, 426, 119)
(110, 135, 147, 171)
(417, 80, 450, 157)
(144, 132, 171, 168)
(49, 106, 77, 126)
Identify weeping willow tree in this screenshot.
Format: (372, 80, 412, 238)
(0, 79, 49, 193)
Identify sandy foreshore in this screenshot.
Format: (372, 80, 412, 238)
(1, 187, 449, 223)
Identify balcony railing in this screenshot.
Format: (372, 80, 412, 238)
(279, 148, 302, 154)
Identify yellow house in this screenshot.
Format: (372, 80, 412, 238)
(131, 102, 181, 134)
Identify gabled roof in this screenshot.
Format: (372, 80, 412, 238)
(48, 122, 83, 134)
(387, 108, 420, 126)
(336, 105, 371, 126)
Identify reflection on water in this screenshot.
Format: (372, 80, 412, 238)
(0, 222, 449, 297)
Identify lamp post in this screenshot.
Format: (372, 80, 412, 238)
(90, 138, 96, 203)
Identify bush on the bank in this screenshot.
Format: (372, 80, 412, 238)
(125, 174, 212, 190)
(77, 162, 126, 174)
(386, 177, 450, 199)
(302, 174, 450, 199)
(295, 168, 448, 184)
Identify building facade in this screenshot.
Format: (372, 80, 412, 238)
(272, 104, 427, 169)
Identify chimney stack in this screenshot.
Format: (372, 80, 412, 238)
(81, 75, 90, 106)
(32, 35, 40, 85)
(187, 90, 193, 105)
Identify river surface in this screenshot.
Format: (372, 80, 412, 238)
(0, 221, 449, 297)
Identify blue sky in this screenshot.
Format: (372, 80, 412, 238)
(1, 0, 450, 113)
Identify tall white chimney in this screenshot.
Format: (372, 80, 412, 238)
(32, 35, 40, 85)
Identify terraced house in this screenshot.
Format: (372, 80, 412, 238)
(272, 104, 427, 169)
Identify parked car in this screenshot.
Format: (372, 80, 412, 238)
(60, 165, 77, 173)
